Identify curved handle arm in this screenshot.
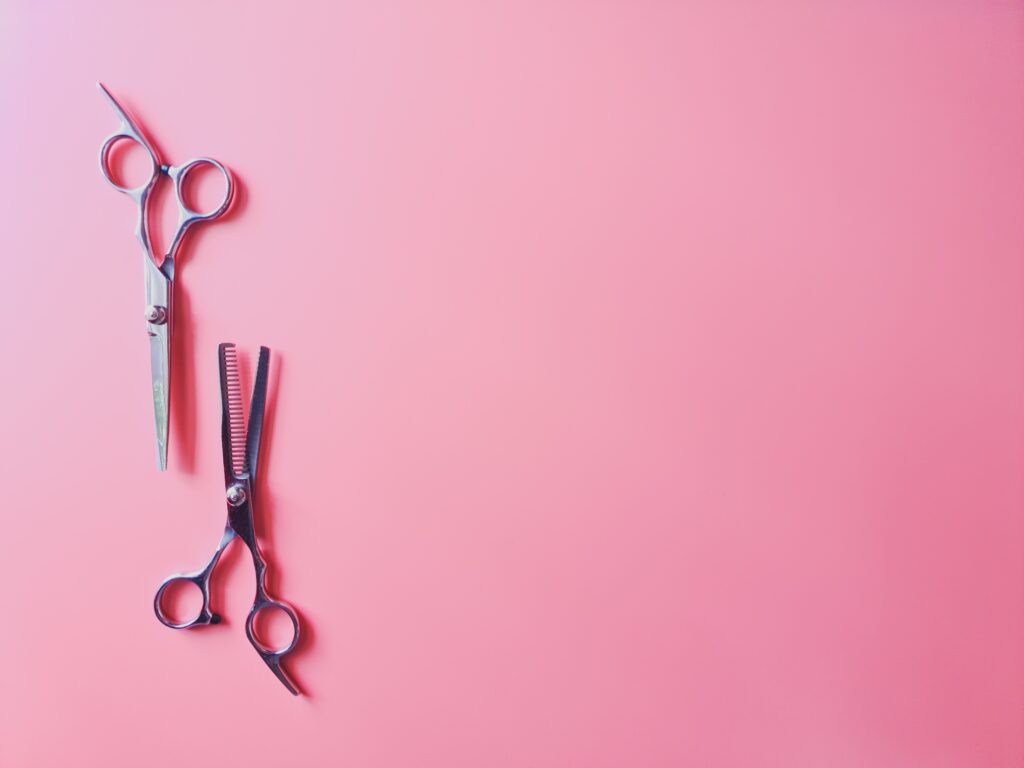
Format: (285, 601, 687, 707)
(97, 83, 162, 265)
(245, 595, 301, 695)
(164, 157, 235, 266)
(243, 541, 301, 695)
(153, 527, 235, 629)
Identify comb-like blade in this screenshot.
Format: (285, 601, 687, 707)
(246, 347, 271, 485)
(219, 343, 247, 479)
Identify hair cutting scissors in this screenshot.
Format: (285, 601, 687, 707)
(97, 83, 234, 471)
(154, 344, 301, 694)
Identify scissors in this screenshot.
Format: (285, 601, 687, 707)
(154, 344, 301, 694)
(97, 83, 234, 471)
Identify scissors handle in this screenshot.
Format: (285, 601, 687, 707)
(153, 573, 219, 629)
(154, 523, 301, 694)
(98, 85, 234, 268)
(97, 84, 160, 200)
(239, 515, 301, 694)
(153, 528, 233, 629)
(164, 158, 234, 264)
(98, 121, 161, 266)
(245, 595, 301, 695)
(99, 131, 159, 198)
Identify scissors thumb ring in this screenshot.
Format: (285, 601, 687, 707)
(154, 573, 220, 629)
(169, 157, 234, 222)
(246, 598, 301, 656)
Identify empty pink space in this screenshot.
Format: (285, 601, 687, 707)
(2, 1, 1024, 766)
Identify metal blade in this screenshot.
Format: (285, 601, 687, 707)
(218, 343, 247, 482)
(148, 325, 170, 471)
(144, 252, 172, 472)
(246, 347, 271, 485)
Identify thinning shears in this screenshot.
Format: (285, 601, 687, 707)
(97, 83, 234, 470)
(154, 344, 301, 694)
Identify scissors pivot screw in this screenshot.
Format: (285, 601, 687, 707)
(226, 485, 247, 506)
(144, 305, 168, 325)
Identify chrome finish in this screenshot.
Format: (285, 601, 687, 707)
(226, 485, 246, 506)
(144, 305, 167, 324)
(97, 83, 234, 471)
(154, 345, 302, 695)
(148, 322, 170, 472)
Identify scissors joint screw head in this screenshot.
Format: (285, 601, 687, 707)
(145, 305, 168, 325)
(226, 485, 247, 506)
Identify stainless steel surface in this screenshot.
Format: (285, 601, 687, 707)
(226, 485, 247, 506)
(97, 83, 234, 471)
(148, 322, 170, 471)
(154, 345, 302, 695)
(144, 305, 167, 324)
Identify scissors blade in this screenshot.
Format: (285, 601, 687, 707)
(219, 343, 246, 481)
(143, 253, 172, 472)
(245, 347, 271, 484)
(148, 324, 170, 471)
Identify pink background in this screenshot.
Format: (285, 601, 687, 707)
(3, 1, 1024, 766)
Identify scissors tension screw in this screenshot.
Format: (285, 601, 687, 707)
(145, 305, 168, 325)
(227, 485, 247, 506)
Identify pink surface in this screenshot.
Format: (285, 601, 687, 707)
(2, 1, 1024, 766)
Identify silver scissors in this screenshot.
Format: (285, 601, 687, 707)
(97, 83, 234, 471)
(154, 344, 301, 694)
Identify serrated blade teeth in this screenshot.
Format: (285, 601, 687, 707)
(222, 343, 247, 476)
